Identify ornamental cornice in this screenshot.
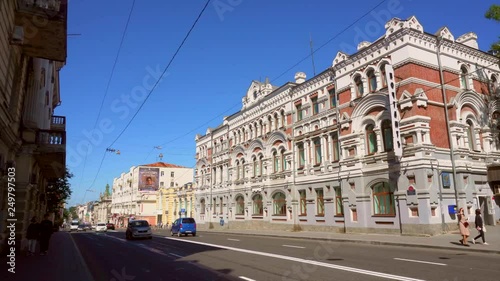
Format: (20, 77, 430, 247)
(291, 70, 333, 95)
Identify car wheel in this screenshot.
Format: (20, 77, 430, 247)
(177, 231, 182, 237)
(192, 233, 196, 237)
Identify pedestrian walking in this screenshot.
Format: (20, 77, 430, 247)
(38, 214, 53, 255)
(458, 207, 470, 246)
(26, 217, 40, 256)
(472, 209, 488, 245)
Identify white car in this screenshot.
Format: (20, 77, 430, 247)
(95, 222, 107, 232)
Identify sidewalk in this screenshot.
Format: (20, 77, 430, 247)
(1, 231, 94, 281)
(152, 225, 500, 255)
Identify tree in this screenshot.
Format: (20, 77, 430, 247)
(68, 206, 78, 220)
(485, 4, 500, 55)
(46, 168, 73, 213)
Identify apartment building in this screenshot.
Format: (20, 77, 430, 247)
(0, 0, 67, 253)
(194, 16, 500, 235)
(111, 162, 193, 227)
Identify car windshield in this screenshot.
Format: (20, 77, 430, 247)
(71, 222, 79, 226)
(182, 218, 195, 223)
(129, 221, 149, 227)
(97, 223, 106, 226)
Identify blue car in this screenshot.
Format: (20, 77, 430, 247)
(171, 218, 196, 237)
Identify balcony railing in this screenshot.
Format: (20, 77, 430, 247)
(17, 0, 65, 17)
(51, 115, 66, 130)
(14, 0, 67, 62)
(37, 130, 65, 145)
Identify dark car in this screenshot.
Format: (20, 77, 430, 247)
(126, 220, 152, 240)
(106, 223, 115, 230)
(171, 218, 196, 237)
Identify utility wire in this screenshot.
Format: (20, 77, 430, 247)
(149, 0, 388, 155)
(82, 0, 212, 201)
(79, 0, 136, 204)
(107, 0, 212, 149)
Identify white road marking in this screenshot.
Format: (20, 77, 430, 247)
(163, 237, 425, 281)
(170, 253, 183, 258)
(394, 258, 447, 266)
(239, 276, 257, 281)
(228, 238, 240, 241)
(282, 245, 305, 249)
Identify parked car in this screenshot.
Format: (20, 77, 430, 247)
(106, 223, 115, 230)
(70, 220, 79, 232)
(126, 220, 152, 240)
(171, 218, 196, 237)
(77, 224, 86, 231)
(95, 222, 107, 232)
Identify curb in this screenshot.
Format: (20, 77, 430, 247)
(151, 229, 500, 255)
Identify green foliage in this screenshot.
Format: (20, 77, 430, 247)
(485, 4, 500, 21)
(486, 5, 500, 57)
(68, 206, 79, 220)
(46, 168, 73, 213)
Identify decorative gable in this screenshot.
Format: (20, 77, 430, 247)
(332, 51, 349, 67)
(385, 16, 424, 38)
(399, 90, 412, 110)
(414, 88, 428, 108)
(435, 26, 454, 41)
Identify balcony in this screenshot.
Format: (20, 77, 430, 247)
(51, 115, 65, 131)
(34, 129, 66, 178)
(13, 0, 68, 62)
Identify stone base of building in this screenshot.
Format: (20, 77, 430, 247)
(196, 220, 460, 237)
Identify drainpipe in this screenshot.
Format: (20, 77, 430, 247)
(331, 68, 347, 234)
(436, 36, 461, 215)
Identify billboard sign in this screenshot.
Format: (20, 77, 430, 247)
(138, 167, 160, 193)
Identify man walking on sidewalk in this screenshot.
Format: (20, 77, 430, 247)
(39, 214, 53, 255)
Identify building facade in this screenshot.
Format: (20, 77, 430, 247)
(194, 16, 500, 235)
(111, 162, 193, 227)
(156, 182, 195, 226)
(0, 0, 67, 253)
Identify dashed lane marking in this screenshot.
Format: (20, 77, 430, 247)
(393, 258, 447, 266)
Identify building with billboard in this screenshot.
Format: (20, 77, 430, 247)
(194, 16, 500, 235)
(111, 162, 193, 226)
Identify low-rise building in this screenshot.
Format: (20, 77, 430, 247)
(156, 182, 195, 226)
(111, 162, 193, 227)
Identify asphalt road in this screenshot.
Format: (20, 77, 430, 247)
(70, 230, 499, 281)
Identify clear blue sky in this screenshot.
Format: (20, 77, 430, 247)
(59, 0, 499, 207)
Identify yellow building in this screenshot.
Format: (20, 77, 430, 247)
(156, 182, 195, 226)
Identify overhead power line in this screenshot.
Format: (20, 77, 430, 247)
(83, 0, 212, 201)
(79, 0, 136, 204)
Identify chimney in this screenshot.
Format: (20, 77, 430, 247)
(456, 32, 478, 49)
(295, 72, 306, 84)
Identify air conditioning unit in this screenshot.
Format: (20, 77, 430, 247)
(11, 26, 24, 45)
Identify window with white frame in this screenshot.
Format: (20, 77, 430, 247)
(466, 119, 475, 150)
(298, 143, 305, 168)
(235, 195, 244, 215)
(252, 194, 263, 215)
(460, 66, 468, 89)
(299, 190, 307, 215)
(316, 189, 324, 216)
(366, 124, 377, 155)
(314, 138, 322, 165)
(273, 192, 286, 216)
(354, 75, 364, 97)
(367, 69, 377, 92)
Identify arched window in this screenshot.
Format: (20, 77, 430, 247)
(280, 149, 287, 171)
(381, 120, 393, 152)
(372, 182, 395, 215)
(273, 192, 286, 216)
(235, 161, 240, 180)
(460, 66, 468, 89)
(466, 119, 475, 150)
(332, 132, 340, 161)
(240, 160, 245, 179)
(252, 194, 263, 215)
(235, 195, 244, 215)
(366, 124, 377, 154)
(314, 138, 322, 165)
(367, 69, 377, 92)
(380, 63, 388, 88)
(273, 151, 279, 173)
(200, 199, 206, 214)
(354, 75, 364, 96)
(298, 143, 305, 168)
(252, 156, 259, 177)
